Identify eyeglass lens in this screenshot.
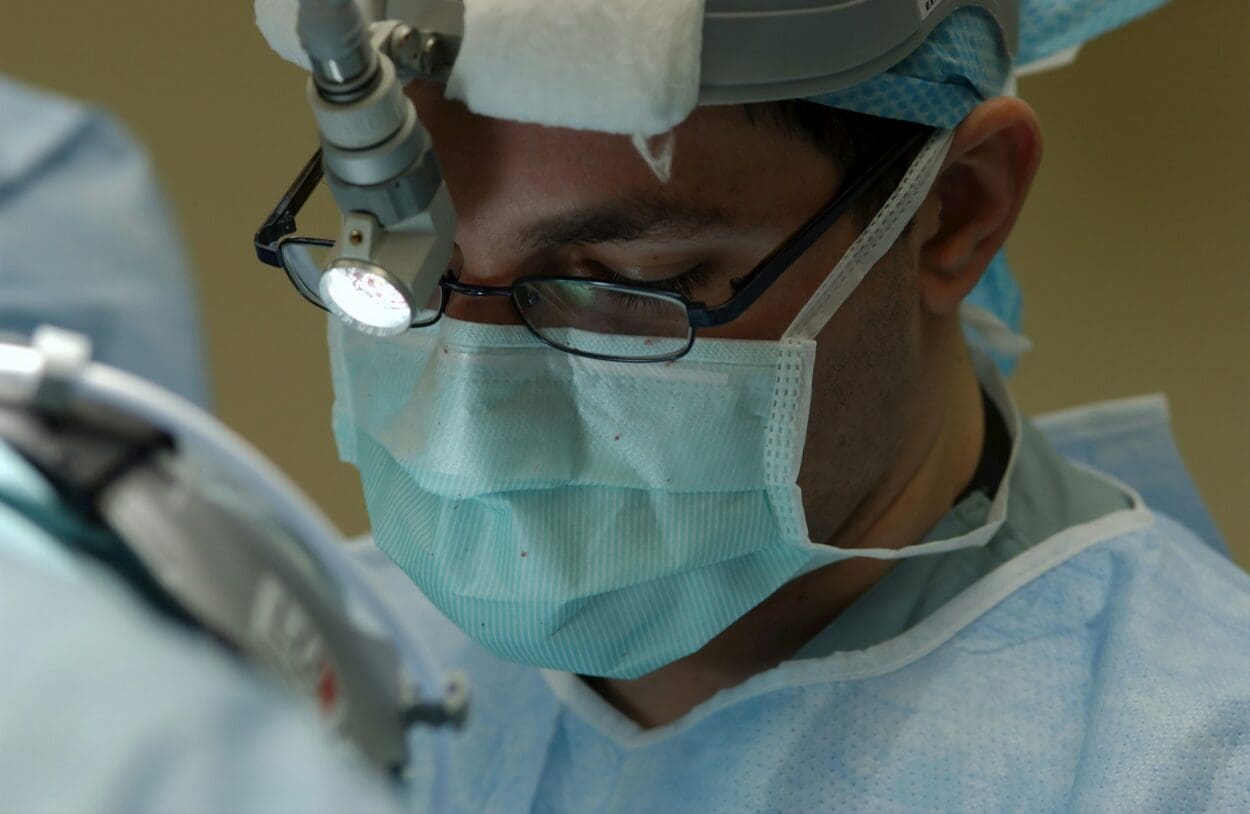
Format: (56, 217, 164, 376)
(513, 279, 692, 360)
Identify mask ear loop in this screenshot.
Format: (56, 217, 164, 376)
(782, 129, 955, 342)
(960, 301, 1034, 358)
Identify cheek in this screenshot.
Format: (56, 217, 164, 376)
(795, 253, 921, 540)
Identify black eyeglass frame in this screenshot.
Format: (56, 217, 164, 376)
(254, 151, 336, 306)
(255, 129, 930, 362)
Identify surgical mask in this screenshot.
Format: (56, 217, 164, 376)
(329, 129, 1007, 679)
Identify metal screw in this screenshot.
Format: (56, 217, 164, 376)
(422, 34, 444, 72)
(349, 230, 363, 245)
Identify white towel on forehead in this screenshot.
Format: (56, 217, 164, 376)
(255, 0, 703, 137)
(255, 0, 702, 178)
(446, 0, 704, 138)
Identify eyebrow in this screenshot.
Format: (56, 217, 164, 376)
(518, 197, 740, 249)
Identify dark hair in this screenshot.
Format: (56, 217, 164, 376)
(742, 100, 933, 223)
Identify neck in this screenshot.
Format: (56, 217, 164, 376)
(588, 328, 986, 729)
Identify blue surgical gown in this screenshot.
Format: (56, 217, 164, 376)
(0, 75, 211, 407)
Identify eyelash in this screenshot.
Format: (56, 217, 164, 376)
(588, 262, 714, 300)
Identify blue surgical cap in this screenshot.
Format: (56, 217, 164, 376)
(802, 0, 1168, 371)
(806, 0, 1170, 128)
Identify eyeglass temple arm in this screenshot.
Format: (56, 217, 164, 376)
(688, 130, 929, 329)
(254, 150, 325, 267)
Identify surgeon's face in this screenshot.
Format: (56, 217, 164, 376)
(406, 82, 931, 547)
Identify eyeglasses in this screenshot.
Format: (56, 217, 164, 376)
(255, 130, 929, 362)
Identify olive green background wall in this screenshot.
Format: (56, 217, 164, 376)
(3, 2, 1247, 559)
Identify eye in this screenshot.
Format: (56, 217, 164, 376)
(585, 261, 714, 300)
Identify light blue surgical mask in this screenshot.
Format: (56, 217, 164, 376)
(329, 131, 1010, 679)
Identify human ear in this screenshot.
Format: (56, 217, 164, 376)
(918, 97, 1042, 316)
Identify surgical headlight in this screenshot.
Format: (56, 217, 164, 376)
(320, 260, 413, 336)
(316, 201, 452, 334)
(285, 0, 456, 336)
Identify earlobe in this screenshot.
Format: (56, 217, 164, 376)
(919, 98, 1042, 316)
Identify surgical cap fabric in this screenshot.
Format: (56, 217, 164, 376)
(350, 511, 1250, 813)
(1017, 0, 1170, 66)
(804, 0, 1171, 128)
(807, 8, 1011, 129)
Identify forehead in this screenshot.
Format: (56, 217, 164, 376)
(405, 81, 842, 235)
